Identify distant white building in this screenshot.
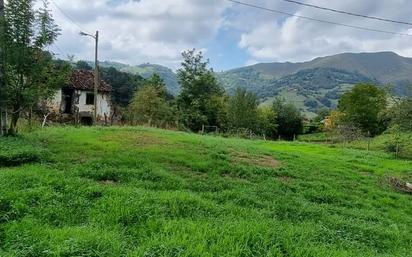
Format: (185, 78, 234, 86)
(48, 70, 112, 125)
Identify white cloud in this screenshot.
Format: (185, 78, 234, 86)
(234, 0, 412, 63)
(51, 0, 227, 68)
(49, 0, 412, 69)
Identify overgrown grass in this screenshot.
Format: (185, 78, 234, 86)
(299, 132, 412, 159)
(0, 136, 47, 167)
(0, 127, 411, 256)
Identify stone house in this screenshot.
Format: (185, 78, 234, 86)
(48, 70, 112, 125)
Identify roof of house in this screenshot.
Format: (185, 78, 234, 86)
(68, 70, 112, 93)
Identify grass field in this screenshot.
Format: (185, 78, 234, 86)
(1, 127, 411, 256)
(299, 132, 412, 160)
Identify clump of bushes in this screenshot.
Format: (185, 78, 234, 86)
(0, 137, 45, 167)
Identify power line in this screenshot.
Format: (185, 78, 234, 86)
(227, 0, 412, 37)
(51, 43, 67, 58)
(50, 0, 91, 34)
(281, 0, 412, 26)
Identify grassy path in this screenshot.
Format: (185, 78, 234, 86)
(0, 127, 411, 256)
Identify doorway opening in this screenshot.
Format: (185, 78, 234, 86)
(62, 88, 74, 114)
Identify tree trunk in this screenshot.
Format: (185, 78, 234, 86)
(42, 113, 50, 128)
(28, 107, 32, 130)
(8, 109, 19, 135)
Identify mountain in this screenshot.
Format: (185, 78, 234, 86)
(94, 51, 412, 117)
(120, 64, 179, 95)
(223, 51, 412, 83)
(218, 52, 412, 116)
(89, 61, 180, 95)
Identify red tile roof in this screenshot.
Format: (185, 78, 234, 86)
(69, 70, 112, 92)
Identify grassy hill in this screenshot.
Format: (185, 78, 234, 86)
(1, 127, 411, 256)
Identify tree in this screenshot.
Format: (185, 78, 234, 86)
(272, 98, 303, 140)
(99, 67, 144, 107)
(390, 98, 412, 132)
(176, 49, 224, 131)
(227, 87, 259, 131)
(75, 60, 92, 71)
(314, 108, 331, 123)
(256, 106, 277, 139)
(338, 84, 387, 136)
(3, 0, 65, 134)
(0, 0, 7, 135)
(129, 75, 173, 127)
(323, 110, 343, 131)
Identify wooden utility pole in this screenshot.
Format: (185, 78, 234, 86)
(93, 30, 99, 124)
(0, 0, 7, 135)
(80, 30, 99, 124)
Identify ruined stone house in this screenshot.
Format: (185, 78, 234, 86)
(48, 70, 112, 125)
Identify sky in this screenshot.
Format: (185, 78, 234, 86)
(47, 0, 412, 71)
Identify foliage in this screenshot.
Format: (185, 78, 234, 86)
(323, 110, 344, 132)
(272, 98, 303, 139)
(75, 60, 93, 71)
(122, 63, 180, 95)
(177, 49, 224, 131)
(227, 88, 259, 131)
(3, 0, 65, 134)
(256, 106, 277, 139)
(219, 67, 378, 116)
(390, 98, 412, 132)
(0, 126, 411, 256)
(99, 66, 145, 107)
(338, 84, 388, 136)
(128, 75, 173, 127)
(314, 108, 331, 123)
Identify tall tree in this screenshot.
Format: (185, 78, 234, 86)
(3, 0, 64, 134)
(176, 49, 224, 131)
(256, 106, 277, 139)
(272, 98, 303, 140)
(99, 66, 144, 107)
(0, 0, 6, 135)
(227, 87, 259, 131)
(129, 75, 172, 127)
(338, 84, 387, 136)
(390, 98, 412, 132)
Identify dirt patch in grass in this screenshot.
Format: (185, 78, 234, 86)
(277, 175, 293, 184)
(230, 152, 280, 168)
(221, 173, 253, 184)
(102, 132, 170, 148)
(98, 179, 118, 185)
(383, 176, 412, 194)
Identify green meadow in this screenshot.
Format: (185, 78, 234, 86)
(0, 127, 411, 257)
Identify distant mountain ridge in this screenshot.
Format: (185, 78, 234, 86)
(94, 51, 412, 117)
(93, 61, 179, 95)
(218, 51, 412, 116)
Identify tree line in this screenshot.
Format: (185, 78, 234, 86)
(124, 49, 412, 141)
(122, 50, 304, 140)
(323, 84, 412, 138)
